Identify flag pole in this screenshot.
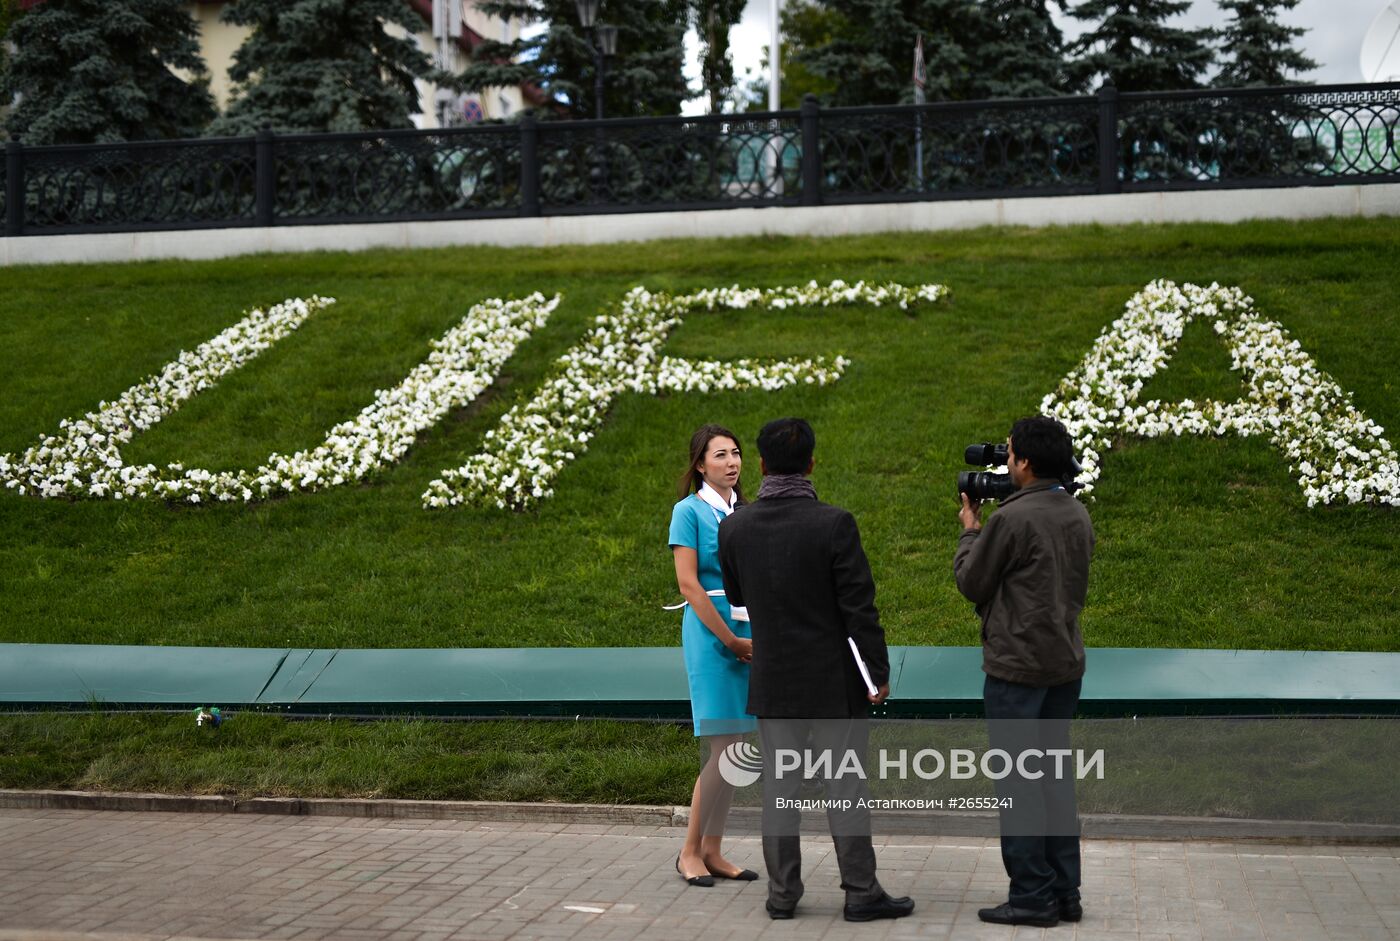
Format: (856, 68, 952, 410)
(768, 0, 783, 196)
(769, 0, 782, 111)
(913, 34, 926, 191)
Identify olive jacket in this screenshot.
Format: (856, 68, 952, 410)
(954, 479, 1095, 687)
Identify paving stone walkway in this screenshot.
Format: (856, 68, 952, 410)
(0, 808, 1397, 941)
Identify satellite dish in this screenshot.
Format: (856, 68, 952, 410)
(1361, 0, 1400, 82)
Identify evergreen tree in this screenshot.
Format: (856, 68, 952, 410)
(970, 0, 1074, 98)
(211, 0, 439, 135)
(1213, 0, 1316, 87)
(459, 0, 690, 119)
(1209, 1, 1319, 186)
(1068, 0, 1214, 92)
(694, 0, 747, 114)
(1, 0, 215, 145)
(794, 0, 986, 106)
(1, 0, 19, 136)
(776, 0, 1073, 108)
(1, 0, 18, 74)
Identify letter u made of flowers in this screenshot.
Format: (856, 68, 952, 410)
(0, 293, 560, 503)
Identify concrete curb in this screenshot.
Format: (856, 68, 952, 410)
(0, 789, 672, 826)
(0, 932, 270, 941)
(3, 789, 1397, 844)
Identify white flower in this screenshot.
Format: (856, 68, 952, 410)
(1042, 280, 1398, 508)
(0, 296, 335, 502)
(0, 293, 564, 507)
(425, 279, 948, 510)
(6, 282, 968, 512)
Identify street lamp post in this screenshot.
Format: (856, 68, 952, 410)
(574, 0, 618, 121)
(575, 0, 618, 203)
(595, 25, 618, 119)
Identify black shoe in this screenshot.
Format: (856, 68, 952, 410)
(707, 865, 760, 881)
(843, 892, 915, 922)
(675, 853, 714, 887)
(977, 901, 1059, 927)
(1058, 896, 1083, 922)
(765, 900, 795, 919)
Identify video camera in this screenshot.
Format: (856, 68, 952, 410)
(957, 442, 1083, 502)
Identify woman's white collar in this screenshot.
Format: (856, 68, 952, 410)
(696, 481, 737, 516)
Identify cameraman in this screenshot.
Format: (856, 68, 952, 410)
(954, 415, 1094, 929)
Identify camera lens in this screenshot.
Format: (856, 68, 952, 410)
(958, 471, 1015, 502)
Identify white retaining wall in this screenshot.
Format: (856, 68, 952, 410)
(3, 183, 1398, 267)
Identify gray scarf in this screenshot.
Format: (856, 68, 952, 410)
(757, 474, 817, 500)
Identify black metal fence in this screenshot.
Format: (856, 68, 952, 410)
(3, 82, 1398, 237)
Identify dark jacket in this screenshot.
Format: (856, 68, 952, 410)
(953, 479, 1095, 687)
(718, 495, 890, 718)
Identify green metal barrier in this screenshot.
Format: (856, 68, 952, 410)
(889, 647, 1400, 717)
(1, 644, 1397, 717)
(0, 644, 293, 709)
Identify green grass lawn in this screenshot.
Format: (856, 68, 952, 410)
(3, 713, 1392, 824)
(1, 217, 1397, 652)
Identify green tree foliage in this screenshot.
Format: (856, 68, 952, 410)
(1, 0, 18, 73)
(974, 0, 1074, 98)
(211, 0, 439, 135)
(1, 0, 18, 136)
(1213, 0, 1316, 87)
(694, 0, 747, 114)
(754, 0, 1073, 109)
(795, 0, 979, 105)
(459, 0, 690, 119)
(1, 0, 215, 145)
(1068, 0, 1215, 92)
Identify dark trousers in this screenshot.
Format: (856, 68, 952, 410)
(758, 717, 883, 908)
(983, 675, 1083, 909)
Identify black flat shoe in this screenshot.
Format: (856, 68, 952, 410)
(706, 865, 759, 881)
(1058, 895, 1083, 922)
(843, 892, 915, 922)
(675, 853, 715, 887)
(977, 901, 1059, 927)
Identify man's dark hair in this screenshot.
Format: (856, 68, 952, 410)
(757, 418, 816, 474)
(1010, 415, 1075, 481)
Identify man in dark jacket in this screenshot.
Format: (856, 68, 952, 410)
(955, 415, 1095, 928)
(719, 417, 913, 924)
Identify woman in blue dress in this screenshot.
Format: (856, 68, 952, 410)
(668, 423, 759, 887)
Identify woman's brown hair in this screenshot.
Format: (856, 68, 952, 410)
(676, 424, 745, 503)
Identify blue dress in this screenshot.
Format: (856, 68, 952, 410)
(668, 494, 757, 737)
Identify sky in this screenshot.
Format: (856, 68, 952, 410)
(678, 0, 1392, 114)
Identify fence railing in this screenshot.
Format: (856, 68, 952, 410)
(3, 81, 1398, 237)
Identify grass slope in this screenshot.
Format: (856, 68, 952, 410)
(1, 218, 1397, 651)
